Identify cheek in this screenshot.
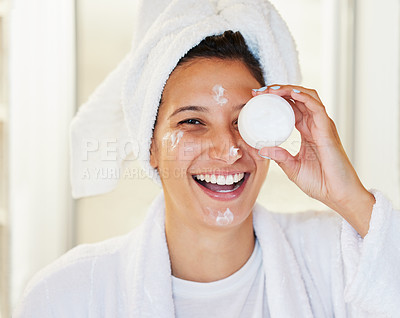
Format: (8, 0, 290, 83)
(178, 137, 203, 162)
(254, 153, 270, 182)
(241, 143, 269, 180)
(158, 130, 203, 163)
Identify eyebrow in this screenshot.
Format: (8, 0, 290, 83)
(168, 103, 246, 119)
(168, 106, 209, 119)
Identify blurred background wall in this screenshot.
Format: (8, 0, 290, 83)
(1, 0, 399, 316)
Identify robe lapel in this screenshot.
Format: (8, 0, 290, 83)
(128, 195, 314, 317)
(128, 192, 175, 318)
(253, 204, 314, 318)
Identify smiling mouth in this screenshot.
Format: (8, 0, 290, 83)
(192, 172, 247, 193)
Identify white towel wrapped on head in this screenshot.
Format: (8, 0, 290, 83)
(70, 0, 301, 199)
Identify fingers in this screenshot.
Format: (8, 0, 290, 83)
(254, 84, 322, 103)
(253, 84, 326, 116)
(285, 98, 303, 127)
(258, 146, 299, 181)
(259, 146, 292, 161)
(252, 85, 307, 123)
(290, 89, 326, 115)
(252, 85, 339, 144)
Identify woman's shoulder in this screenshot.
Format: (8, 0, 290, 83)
(33, 228, 138, 285)
(14, 227, 142, 317)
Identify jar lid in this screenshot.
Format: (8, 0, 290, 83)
(238, 94, 295, 149)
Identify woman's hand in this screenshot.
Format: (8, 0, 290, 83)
(254, 85, 375, 237)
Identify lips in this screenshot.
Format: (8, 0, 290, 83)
(192, 172, 249, 201)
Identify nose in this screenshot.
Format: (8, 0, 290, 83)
(208, 128, 242, 164)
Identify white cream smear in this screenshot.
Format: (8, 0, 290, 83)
(212, 84, 228, 106)
(204, 207, 235, 226)
(162, 130, 184, 150)
(216, 208, 234, 225)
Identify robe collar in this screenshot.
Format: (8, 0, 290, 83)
(126, 192, 314, 317)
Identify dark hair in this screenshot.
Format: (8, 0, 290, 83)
(176, 30, 265, 86)
(155, 31, 265, 130)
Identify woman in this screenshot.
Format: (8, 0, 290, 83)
(14, 1, 399, 317)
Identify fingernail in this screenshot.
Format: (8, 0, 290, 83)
(270, 85, 281, 90)
(293, 89, 301, 93)
(252, 86, 268, 92)
(258, 149, 271, 159)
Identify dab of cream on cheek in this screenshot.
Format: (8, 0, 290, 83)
(162, 130, 184, 150)
(212, 84, 228, 106)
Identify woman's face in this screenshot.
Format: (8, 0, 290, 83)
(150, 58, 269, 229)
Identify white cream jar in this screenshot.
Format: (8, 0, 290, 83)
(238, 94, 295, 149)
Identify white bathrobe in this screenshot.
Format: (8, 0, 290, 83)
(13, 190, 400, 317)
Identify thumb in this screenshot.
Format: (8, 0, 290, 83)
(259, 146, 298, 179)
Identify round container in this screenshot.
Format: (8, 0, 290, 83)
(238, 94, 295, 149)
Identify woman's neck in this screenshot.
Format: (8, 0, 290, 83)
(165, 210, 255, 283)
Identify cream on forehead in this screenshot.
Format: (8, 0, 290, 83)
(212, 84, 228, 106)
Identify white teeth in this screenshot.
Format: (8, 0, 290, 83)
(216, 175, 225, 185)
(194, 173, 245, 185)
(226, 175, 234, 185)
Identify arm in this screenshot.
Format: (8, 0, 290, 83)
(341, 189, 400, 316)
(255, 85, 399, 316)
(255, 85, 375, 237)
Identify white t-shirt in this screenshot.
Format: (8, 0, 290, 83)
(172, 239, 270, 318)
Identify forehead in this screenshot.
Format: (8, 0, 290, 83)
(160, 58, 260, 112)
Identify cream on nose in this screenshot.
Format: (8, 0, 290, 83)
(228, 146, 241, 161)
(208, 133, 242, 164)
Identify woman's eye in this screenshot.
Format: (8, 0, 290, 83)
(179, 118, 203, 125)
